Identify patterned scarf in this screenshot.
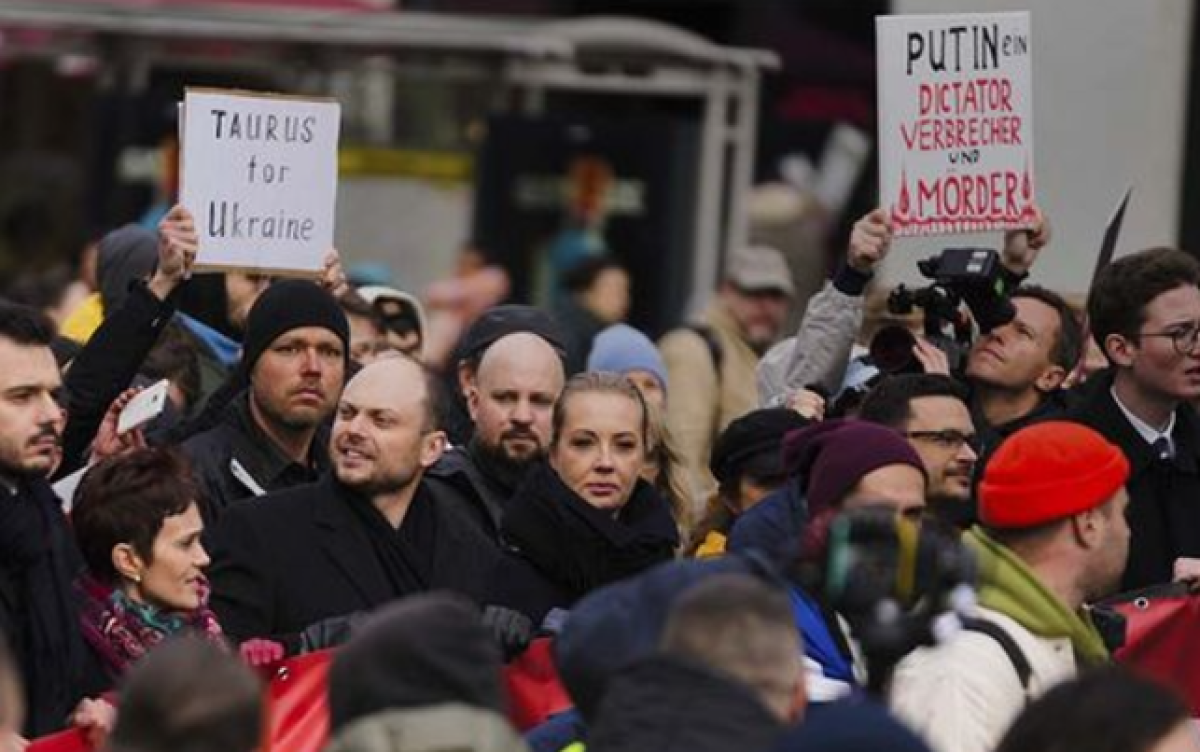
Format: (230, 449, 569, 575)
(76, 574, 224, 678)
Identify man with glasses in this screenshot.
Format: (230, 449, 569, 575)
(1071, 246, 1200, 590)
(859, 374, 979, 527)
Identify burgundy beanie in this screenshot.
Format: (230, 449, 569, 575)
(980, 421, 1130, 528)
(784, 419, 926, 516)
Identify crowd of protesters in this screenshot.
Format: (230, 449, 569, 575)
(1, 195, 1199, 752)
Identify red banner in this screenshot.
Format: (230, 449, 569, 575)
(29, 651, 335, 752)
(1105, 585, 1200, 715)
(30, 643, 577, 751)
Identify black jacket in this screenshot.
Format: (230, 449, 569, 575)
(588, 655, 786, 752)
(207, 474, 495, 652)
(59, 280, 176, 477)
(425, 440, 522, 540)
(1069, 372, 1200, 589)
(181, 392, 330, 526)
(485, 463, 678, 627)
(971, 387, 1069, 464)
(0, 479, 87, 737)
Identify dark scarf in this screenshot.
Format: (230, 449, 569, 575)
(467, 434, 533, 499)
(76, 575, 223, 679)
(341, 480, 436, 596)
(501, 462, 678, 597)
(0, 479, 85, 736)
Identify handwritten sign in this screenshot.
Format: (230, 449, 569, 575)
(181, 89, 341, 274)
(877, 12, 1035, 236)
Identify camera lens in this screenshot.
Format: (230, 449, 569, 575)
(869, 325, 919, 374)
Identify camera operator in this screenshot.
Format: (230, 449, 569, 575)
(760, 207, 1074, 462)
(963, 285, 1082, 453)
(889, 422, 1129, 752)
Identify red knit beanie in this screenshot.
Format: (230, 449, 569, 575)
(979, 421, 1130, 528)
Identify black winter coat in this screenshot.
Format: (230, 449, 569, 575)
(207, 475, 495, 652)
(485, 462, 678, 627)
(588, 656, 786, 752)
(181, 392, 330, 526)
(0, 480, 87, 737)
(59, 280, 176, 476)
(425, 440, 520, 541)
(1069, 373, 1200, 590)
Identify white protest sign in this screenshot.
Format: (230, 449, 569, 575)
(181, 89, 340, 275)
(877, 12, 1034, 236)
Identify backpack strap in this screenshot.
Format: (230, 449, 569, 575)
(685, 323, 724, 377)
(960, 617, 1033, 701)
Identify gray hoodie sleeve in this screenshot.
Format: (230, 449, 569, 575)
(757, 267, 869, 406)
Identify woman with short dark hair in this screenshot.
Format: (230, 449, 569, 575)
(71, 447, 221, 687)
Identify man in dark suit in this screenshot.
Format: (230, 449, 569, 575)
(0, 301, 87, 737)
(1071, 246, 1200, 589)
(208, 355, 494, 653)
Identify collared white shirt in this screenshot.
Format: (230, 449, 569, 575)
(1111, 386, 1176, 458)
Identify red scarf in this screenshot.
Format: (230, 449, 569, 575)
(76, 574, 224, 678)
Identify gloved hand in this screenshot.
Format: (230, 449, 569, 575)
(298, 611, 370, 653)
(482, 604, 534, 661)
(239, 638, 286, 669)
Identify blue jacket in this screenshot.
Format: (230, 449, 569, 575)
(726, 480, 859, 699)
(726, 478, 807, 564)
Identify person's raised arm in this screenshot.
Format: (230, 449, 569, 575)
(58, 206, 198, 476)
(759, 208, 893, 405)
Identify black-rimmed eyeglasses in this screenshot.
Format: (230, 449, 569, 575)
(904, 429, 979, 452)
(1139, 323, 1200, 357)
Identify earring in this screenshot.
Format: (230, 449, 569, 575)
(133, 574, 143, 584)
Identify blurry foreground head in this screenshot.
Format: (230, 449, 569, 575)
(328, 593, 504, 733)
(662, 573, 805, 724)
(773, 699, 932, 752)
(108, 637, 262, 752)
(995, 668, 1195, 752)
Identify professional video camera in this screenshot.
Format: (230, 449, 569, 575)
(798, 507, 978, 695)
(870, 247, 1018, 375)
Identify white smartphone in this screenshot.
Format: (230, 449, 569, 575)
(117, 379, 170, 435)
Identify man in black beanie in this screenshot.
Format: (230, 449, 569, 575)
(182, 279, 350, 523)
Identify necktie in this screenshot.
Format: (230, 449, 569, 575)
(1152, 436, 1173, 462)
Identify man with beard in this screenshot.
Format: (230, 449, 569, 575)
(208, 356, 493, 649)
(181, 280, 349, 524)
(427, 329, 566, 539)
(0, 301, 87, 737)
(660, 245, 794, 501)
(890, 422, 1130, 752)
(858, 374, 979, 528)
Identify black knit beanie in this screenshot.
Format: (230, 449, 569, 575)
(239, 279, 350, 375)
